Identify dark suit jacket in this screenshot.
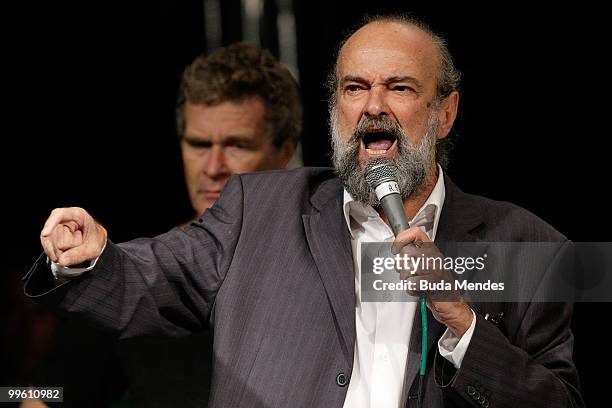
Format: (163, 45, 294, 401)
(24, 167, 583, 407)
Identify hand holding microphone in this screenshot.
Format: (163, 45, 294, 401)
(365, 158, 472, 338)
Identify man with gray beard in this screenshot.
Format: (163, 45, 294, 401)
(330, 106, 439, 207)
(25, 14, 582, 408)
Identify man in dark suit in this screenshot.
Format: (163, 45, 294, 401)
(26, 14, 583, 407)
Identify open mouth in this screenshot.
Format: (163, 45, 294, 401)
(362, 131, 398, 156)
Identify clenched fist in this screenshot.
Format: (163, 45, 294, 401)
(40, 207, 107, 267)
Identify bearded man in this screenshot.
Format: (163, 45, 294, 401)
(25, 14, 582, 408)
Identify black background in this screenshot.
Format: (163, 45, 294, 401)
(5, 1, 610, 405)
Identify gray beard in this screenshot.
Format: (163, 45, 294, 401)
(330, 106, 439, 207)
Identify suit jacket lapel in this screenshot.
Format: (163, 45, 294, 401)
(435, 175, 486, 244)
(302, 178, 356, 366)
(402, 174, 486, 405)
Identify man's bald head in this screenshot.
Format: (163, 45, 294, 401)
(328, 14, 460, 103)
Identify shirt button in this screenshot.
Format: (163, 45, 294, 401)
(336, 372, 349, 387)
(466, 386, 476, 396)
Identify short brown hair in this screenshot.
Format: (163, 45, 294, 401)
(176, 43, 302, 149)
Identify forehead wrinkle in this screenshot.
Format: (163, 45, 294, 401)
(340, 48, 435, 85)
(337, 22, 441, 90)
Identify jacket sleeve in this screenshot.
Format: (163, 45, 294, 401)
(434, 241, 583, 408)
(435, 304, 582, 408)
(23, 174, 246, 339)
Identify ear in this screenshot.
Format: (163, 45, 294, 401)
(278, 141, 296, 168)
(436, 91, 459, 140)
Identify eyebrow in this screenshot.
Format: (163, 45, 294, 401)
(183, 135, 210, 145)
(340, 75, 424, 91)
(183, 134, 258, 146)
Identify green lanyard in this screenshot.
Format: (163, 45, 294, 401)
(418, 297, 428, 408)
(420, 297, 428, 376)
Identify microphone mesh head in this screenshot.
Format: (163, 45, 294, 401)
(365, 158, 398, 188)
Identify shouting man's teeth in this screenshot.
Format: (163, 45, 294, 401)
(363, 133, 395, 156)
(366, 149, 388, 155)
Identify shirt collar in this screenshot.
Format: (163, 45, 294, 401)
(342, 164, 446, 240)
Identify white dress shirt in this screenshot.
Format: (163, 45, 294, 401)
(342, 166, 476, 408)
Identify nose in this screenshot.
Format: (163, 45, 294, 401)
(364, 86, 389, 118)
(205, 145, 229, 179)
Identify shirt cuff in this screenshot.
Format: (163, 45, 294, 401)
(49, 241, 107, 279)
(437, 309, 476, 369)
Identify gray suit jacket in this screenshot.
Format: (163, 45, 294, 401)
(25, 167, 583, 407)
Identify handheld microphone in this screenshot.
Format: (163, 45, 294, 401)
(365, 158, 428, 408)
(364, 158, 408, 235)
